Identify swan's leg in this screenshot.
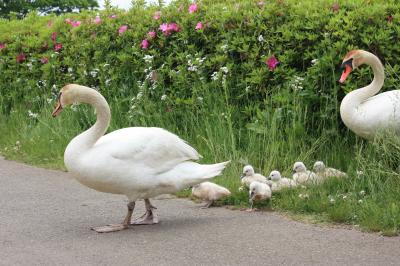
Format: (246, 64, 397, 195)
(200, 200, 214, 209)
(92, 201, 136, 233)
(131, 199, 159, 225)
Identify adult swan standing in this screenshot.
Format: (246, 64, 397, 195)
(52, 84, 229, 233)
(339, 49, 400, 139)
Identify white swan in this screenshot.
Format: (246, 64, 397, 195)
(240, 165, 268, 187)
(292, 162, 317, 185)
(313, 161, 347, 180)
(191, 182, 231, 208)
(268, 170, 296, 191)
(52, 84, 229, 233)
(249, 181, 271, 207)
(339, 50, 400, 139)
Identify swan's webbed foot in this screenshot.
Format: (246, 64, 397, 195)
(200, 200, 214, 209)
(92, 201, 135, 233)
(91, 224, 128, 233)
(131, 199, 159, 225)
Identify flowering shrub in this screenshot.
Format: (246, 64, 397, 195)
(0, 0, 400, 134)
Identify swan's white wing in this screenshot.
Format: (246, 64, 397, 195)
(94, 127, 200, 172)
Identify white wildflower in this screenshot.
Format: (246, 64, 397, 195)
(329, 198, 335, 204)
(16, 141, 20, 146)
(137, 92, 143, 100)
(26, 63, 33, 70)
(105, 79, 111, 86)
(68, 67, 73, 73)
(197, 96, 203, 102)
(220, 66, 229, 74)
(103, 63, 110, 67)
(342, 195, 347, 199)
(211, 71, 219, 81)
(143, 55, 154, 64)
(221, 44, 228, 52)
(258, 35, 264, 42)
(188, 65, 198, 72)
(311, 59, 318, 65)
(356, 170, 364, 179)
(358, 199, 363, 203)
(28, 110, 38, 118)
(161, 95, 167, 101)
(359, 190, 366, 196)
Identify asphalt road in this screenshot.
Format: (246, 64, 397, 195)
(1, 157, 399, 265)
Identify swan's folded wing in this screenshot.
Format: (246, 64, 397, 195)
(93, 127, 200, 172)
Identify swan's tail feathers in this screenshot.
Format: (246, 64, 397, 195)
(161, 161, 230, 189)
(201, 160, 230, 179)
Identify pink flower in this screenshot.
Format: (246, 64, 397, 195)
(159, 23, 180, 36)
(147, 31, 156, 39)
(189, 3, 198, 13)
(141, 39, 150, 49)
(153, 11, 161, 20)
(16, 53, 26, 63)
(331, 3, 340, 12)
(71, 20, 81, 27)
(159, 23, 168, 32)
(65, 18, 72, 25)
(266, 56, 279, 71)
(94, 15, 101, 24)
(109, 14, 118, 19)
(51, 32, 57, 42)
(54, 43, 63, 51)
(195, 22, 203, 30)
(0, 43, 5, 51)
(167, 23, 180, 32)
(40, 57, 49, 64)
(118, 25, 128, 35)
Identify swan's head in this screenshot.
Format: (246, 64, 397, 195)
(249, 181, 269, 202)
(292, 162, 306, 174)
(241, 165, 254, 179)
(51, 84, 79, 117)
(339, 50, 366, 84)
(313, 161, 326, 173)
(269, 170, 281, 182)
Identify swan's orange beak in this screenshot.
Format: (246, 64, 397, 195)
(339, 64, 352, 84)
(52, 100, 63, 117)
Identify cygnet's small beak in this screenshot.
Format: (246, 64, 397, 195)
(52, 100, 63, 117)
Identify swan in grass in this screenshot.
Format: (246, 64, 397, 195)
(313, 161, 347, 180)
(249, 181, 271, 209)
(268, 170, 296, 191)
(51, 84, 230, 233)
(191, 182, 231, 208)
(240, 165, 268, 188)
(339, 50, 400, 139)
(292, 162, 318, 185)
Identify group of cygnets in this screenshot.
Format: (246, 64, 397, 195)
(191, 161, 347, 209)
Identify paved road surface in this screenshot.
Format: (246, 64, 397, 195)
(0, 157, 399, 265)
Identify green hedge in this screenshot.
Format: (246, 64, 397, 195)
(0, 0, 400, 132)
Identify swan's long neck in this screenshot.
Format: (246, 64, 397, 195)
(340, 52, 384, 121)
(74, 86, 111, 148)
